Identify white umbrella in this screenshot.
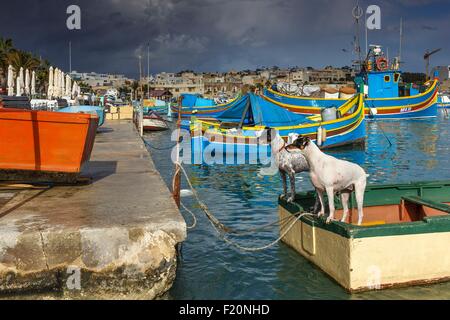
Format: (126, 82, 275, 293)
(16, 76, 22, 96)
(19, 67, 24, 92)
(60, 71, 65, 97)
(7, 65, 14, 96)
(25, 69, 30, 95)
(72, 81, 79, 98)
(31, 71, 36, 96)
(54, 68, 60, 97)
(65, 74, 72, 97)
(47, 66, 54, 98)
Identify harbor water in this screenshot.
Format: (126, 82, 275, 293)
(145, 110, 450, 300)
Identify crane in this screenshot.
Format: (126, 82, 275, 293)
(424, 48, 442, 80)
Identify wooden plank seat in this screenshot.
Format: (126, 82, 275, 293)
(402, 196, 450, 214)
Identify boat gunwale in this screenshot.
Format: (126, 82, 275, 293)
(279, 181, 450, 239)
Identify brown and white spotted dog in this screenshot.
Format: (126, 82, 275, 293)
(257, 128, 310, 204)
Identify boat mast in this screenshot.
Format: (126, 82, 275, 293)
(147, 42, 150, 99)
(69, 41, 72, 73)
(352, 1, 364, 73)
(399, 18, 403, 68)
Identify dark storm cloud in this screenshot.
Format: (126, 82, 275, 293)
(1, 0, 448, 77)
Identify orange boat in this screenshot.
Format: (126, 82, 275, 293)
(0, 107, 98, 183)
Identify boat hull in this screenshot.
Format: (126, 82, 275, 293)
(143, 117, 169, 131)
(278, 181, 450, 292)
(0, 108, 98, 180)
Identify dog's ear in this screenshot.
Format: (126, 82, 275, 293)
(294, 135, 311, 150)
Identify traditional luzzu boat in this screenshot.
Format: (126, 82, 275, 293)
(171, 94, 244, 119)
(57, 105, 105, 127)
(189, 93, 365, 164)
(278, 180, 450, 292)
(0, 107, 98, 183)
(264, 46, 439, 120)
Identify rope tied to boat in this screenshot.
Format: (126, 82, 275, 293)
(175, 161, 314, 252)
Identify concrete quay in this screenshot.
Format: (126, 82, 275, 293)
(0, 120, 186, 299)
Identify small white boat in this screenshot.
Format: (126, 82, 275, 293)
(143, 111, 169, 131)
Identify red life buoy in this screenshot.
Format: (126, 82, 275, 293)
(376, 57, 389, 71)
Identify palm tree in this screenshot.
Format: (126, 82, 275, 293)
(6, 50, 40, 71)
(0, 37, 14, 88)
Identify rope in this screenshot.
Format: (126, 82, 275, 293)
(220, 212, 312, 252)
(176, 161, 314, 252)
(180, 202, 197, 229)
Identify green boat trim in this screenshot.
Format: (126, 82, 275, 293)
(279, 180, 450, 239)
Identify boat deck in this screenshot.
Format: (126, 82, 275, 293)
(0, 120, 186, 298)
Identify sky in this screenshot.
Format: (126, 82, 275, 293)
(1, 0, 449, 78)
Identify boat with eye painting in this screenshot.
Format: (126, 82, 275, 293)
(189, 93, 365, 164)
(264, 46, 439, 119)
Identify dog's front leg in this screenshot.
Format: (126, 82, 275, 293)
(280, 171, 288, 199)
(288, 172, 296, 203)
(326, 187, 336, 224)
(316, 189, 325, 217)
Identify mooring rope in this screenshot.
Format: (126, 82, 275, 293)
(176, 162, 313, 251)
(180, 202, 198, 229)
(220, 212, 312, 252)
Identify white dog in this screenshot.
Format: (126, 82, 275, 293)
(293, 136, 367, 225)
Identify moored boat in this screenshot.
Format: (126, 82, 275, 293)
(278, 180, 450, 292)
(143, 111, 169, 131)
(57, 105, 105, 126)
(171, 94, 244, 119)
(264, 46, 439, 120)
(0, 107, 98, 183)
(190, 93, 365, 164)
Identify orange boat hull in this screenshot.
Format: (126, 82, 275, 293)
(0, 108, 98, 177)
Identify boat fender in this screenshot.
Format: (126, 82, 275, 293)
(317, 126, 323, 146)
(192, 109, 198, 114)
(370, 108, 378, 116)
(322, 127, 327, 143)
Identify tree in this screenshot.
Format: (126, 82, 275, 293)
(0, 37, 14, 88)
(6, 50, 40, 71)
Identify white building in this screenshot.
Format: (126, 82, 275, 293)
(69, 71, 133, 88)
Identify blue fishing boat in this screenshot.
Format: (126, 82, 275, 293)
(57, 105, 105, 127)
(264, 46, 439, 119)
(189, 93, 365, 164)
(171, 94, 243, 119)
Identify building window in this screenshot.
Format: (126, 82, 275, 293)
(384, 75, 391, 83)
